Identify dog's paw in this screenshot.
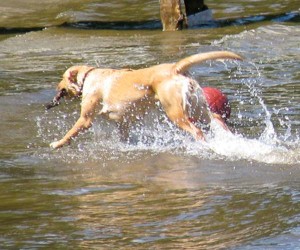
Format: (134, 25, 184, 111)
(50, 140, 64, 149)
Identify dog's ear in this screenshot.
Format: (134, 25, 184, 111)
(65, 69, 83, 96)
(56, 68, 78, 91)
(67, 69, 78, 84)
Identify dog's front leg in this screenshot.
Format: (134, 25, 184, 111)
(50, 95, 99, 149)
(50, 116, 93, 149)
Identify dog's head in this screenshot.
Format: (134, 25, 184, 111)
(45, 66, 93, 110)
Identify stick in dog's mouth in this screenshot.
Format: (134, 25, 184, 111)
(45, 89, 67, 110)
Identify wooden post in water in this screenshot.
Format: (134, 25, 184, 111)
(160, 0, 210, 31)
(159, 0, 183, 31)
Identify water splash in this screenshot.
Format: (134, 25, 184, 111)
(35, 91, 299, 165)
(35, 102, 299, 165)
(34, 26, 300, 165)
(206, 121, 298, 164)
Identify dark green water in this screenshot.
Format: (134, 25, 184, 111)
(0, 1, 299, 249)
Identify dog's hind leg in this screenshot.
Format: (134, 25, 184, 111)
(157, 83, 205, 141)
(166, 107, 205, 140)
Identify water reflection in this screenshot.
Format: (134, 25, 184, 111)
(2, 156, 299, 249)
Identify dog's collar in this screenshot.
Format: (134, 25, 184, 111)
(77, 67, 96, 95)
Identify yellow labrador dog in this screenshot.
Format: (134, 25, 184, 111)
(46, 51, 242, 149)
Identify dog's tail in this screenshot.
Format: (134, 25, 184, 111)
(173, 51, 243, 75)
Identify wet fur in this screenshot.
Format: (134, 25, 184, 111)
(46, 51, 242, 149)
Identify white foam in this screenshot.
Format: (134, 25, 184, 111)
(205, 121, 299, 164)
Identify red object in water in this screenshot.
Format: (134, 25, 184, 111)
(202, 87, 231, 120)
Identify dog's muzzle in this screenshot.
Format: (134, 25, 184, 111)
(45, 89, 67, 110)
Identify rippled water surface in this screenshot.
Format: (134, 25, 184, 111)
(0, 1, 299, 249)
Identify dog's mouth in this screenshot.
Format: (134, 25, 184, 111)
(45, 89, 67, 110)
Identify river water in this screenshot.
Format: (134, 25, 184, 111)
(0, 1, 299, 249)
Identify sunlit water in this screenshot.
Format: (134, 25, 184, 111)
(0, 1, 299, 249)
